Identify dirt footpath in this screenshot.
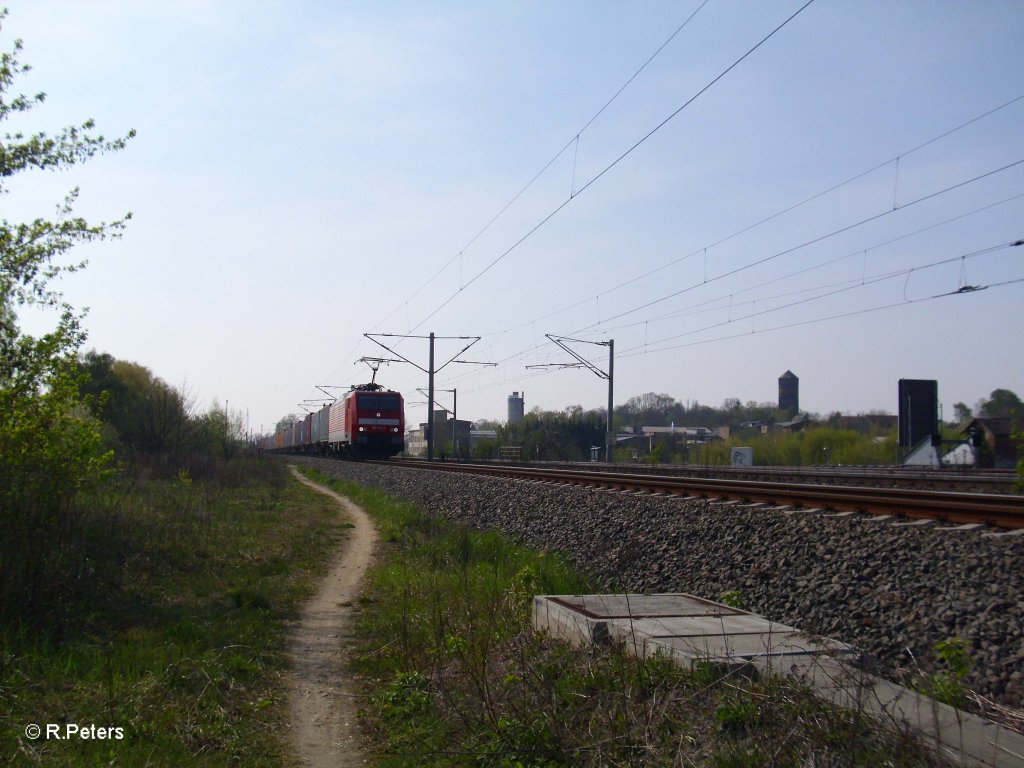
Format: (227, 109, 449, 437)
(286, 466, 378, 767)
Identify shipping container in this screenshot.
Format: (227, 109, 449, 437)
(313, 404, 330, 445)
(328, 399, 349, 443)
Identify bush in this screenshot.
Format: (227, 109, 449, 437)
(0, 366, 112, 625)
(703, 426, 897, 466)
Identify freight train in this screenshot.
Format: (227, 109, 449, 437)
(260, 383, 405, 459)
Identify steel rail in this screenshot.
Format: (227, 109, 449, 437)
(381, 460, 1024, 529)
(547, 462, 1019, 492)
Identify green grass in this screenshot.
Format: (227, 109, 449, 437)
(1, 459, 345, 767)
(7, 457, 938, 766)
(300, 465, 939, 767)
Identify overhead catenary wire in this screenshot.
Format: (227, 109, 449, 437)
(448, 91, 1024, 345)
(577, 191, 1024, 337)
(312, 2, 714, 402)
(617, 276, 1024, 361)
(443, 269, 1024, 400)
(432, 185, 1024, 394)
(436, 236, 1023, 400)
(363, 0, 712, 334)
(570, 157, 1024, 334)
(304, 10, 1023, 423)
(619, 240, 1022, 355)
(405, 0, 817, 335)
(328, 137, 1024, 409)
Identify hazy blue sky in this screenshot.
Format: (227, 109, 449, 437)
(6, 1, 1023, 433)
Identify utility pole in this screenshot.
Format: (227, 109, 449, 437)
(528, 334, 615, 462)
(365, 333, 494, 461)
(428, 332, 435, 460)
(419, 387, 457, 456)
(607, 338, 614, 462)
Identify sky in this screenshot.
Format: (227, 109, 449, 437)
(5, 0, 1023, 435)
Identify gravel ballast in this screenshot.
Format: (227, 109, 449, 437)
(294, 457, 1024, 709)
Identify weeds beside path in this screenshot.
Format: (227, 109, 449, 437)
(286, 466, 378, 768)
(300, 458, 943, 767)
(1, 459, 345, 767)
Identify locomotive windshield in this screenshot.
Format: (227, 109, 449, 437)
(357, 395, 401, 411)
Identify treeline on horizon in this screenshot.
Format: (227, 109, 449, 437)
(466, 388, 1023, 465)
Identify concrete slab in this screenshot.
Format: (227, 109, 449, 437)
(934, 523, 988, 532)
(544, 593, 735, 619)
(795, 656, 1024, 768)
(625, 627, 844, 664)
(532, 593, 1024, 768)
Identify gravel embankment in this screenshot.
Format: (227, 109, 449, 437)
(294, 457, 1024, 708)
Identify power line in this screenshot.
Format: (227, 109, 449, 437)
(576, 157, 1024, 333)
(576, 191, 1024, 337)
(443, 268, 1024, 401)
(364, 332, 495, 459)
(441, 239, 1023, 399)
(405, 1, 815, 335)
(307, 16, 1024, 419)
(363, 0, 712, 335)
(558, 92, 1024, 317)
(427, 187, 1024, 395)
(323, 123, 1024, 407)
(617, 275, 1024, 361)
(616, 240, 1024, 358)
(433, 91, 1024, 348)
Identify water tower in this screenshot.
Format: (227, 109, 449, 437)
(508, 391, 525, 424)
(778, 370, 799, 413)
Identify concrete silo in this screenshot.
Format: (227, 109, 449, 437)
(508, 391, 525, 424)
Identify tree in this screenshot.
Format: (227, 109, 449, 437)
(275, 413, 300, 433)
(952, 402, 973, 424)
(618, 392, 680, 430)
(0, 14, 133, 620)
(977, 389, 1022, 420)
(1, 20, 134, 378)
(78, 351, 191, 454)
(194, 401, 246, 459)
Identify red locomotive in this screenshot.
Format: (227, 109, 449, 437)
(263, 383, 404, 459)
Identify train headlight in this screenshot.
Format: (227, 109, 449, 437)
(358, 426, 365, 432)
(392, 427, 399, 433)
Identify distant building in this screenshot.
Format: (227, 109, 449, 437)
(641, 425, 715, 439)
(405, 426, 425, 456)
(775, 417, 808, 434)
(405, 409, 472, 457)
(508, 391, 525, 424)
(942, 441, 975, 467)
(778, 370, 799, 413)
(961, 417, 1018, 468)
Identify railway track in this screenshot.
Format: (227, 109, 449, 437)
(380, 459, 1024, 530)
(540, 462, 1019, 494)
